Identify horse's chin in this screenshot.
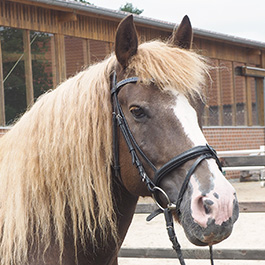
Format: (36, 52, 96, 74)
(178, 213, 235, 246)
(183, 224, 232, 246)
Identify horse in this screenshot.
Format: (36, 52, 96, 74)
(0, 15, 239, 265)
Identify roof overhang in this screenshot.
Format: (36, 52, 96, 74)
(7, 0, 265, 49)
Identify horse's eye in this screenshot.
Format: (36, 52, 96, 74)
(129, 106, 145, 119)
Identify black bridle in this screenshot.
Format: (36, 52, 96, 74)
(111, 71, 222, 265)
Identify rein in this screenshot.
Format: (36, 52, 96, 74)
(111, 71, 222, 265)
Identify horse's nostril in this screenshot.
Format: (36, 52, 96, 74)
(204, 199, 214, 206)
(203, 199, 214, 215)
(204, 204, 211, 214)
(213, 192, 219, 199)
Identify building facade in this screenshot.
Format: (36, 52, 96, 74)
(1, 0, 265, 163)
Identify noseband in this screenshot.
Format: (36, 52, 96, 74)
(111, 71, 222, 265)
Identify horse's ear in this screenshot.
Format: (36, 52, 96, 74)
(115, 15, 138, 68)
(169, 15, 193, 49)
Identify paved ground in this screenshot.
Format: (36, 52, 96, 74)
(119, 181, 265, 265)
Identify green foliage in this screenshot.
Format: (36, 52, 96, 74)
(73, 0, 90, 3)
(120, 2, 143, 15)
(1, 28, 52, 124)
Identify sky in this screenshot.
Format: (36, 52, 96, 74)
(92, 0, 265, 44)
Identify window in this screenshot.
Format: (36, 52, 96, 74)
(203, 59, 260, 127)
(1, 28, 53, 124)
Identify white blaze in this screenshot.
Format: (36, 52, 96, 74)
(172, 92, 207, 146)
(171, 92, 236, 227)
(171, 92, 225, 179)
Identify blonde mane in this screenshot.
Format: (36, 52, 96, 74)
(0, 40, 209, 264)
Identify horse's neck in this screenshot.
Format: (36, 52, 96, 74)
(92, 183, 138, 265)
(81, 183, 138, 264)
(114, 182, 139, 245)
(26, 186, 138, 265)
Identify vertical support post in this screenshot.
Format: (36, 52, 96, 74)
(54, 34, 66, 86)
(231, 62, 236, 125)
(0, 40, 5, 126)
(245, 76, 253, 126)
(203, 99, 209, 126)
(50, 35, 57, 89)
(262, 77, 265, 126)
(260, 51, 265, 129)
(106, 41, 113, 55)
(203, 78, 210, 126)
(23, 29, 34, 107)
(82, 39, 91, 67)
(257, 51, 265, 126)
(217, 60, 223, 126)
(108, 42, 113, 53)
(256, 77, 264, 125)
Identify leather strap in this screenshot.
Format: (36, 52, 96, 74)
(111, 71, 220, 265)
(111, 76, 139, 95)
(154, 144, 222, 187)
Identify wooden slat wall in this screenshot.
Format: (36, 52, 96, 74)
(194, 36, 265, 126)
(0, 1, 170, 43)
(1, 0, 265, 126)
(0, 1, 113, 41)
(194, 37, 262, 65)
(1, 1, 263, 64)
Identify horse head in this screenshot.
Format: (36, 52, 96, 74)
(113, 15, 239, 247)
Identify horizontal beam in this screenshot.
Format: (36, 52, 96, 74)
(135, 202, 265, 214)
(2, 52, 45, 63)
(236, 66, 265, 78)
(218, 146, 265, 156)
(239, 201, 265, 212)
(220, 155, 265, 167)
(223, 166, 265, 171)
(119, 248, 265, 260)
